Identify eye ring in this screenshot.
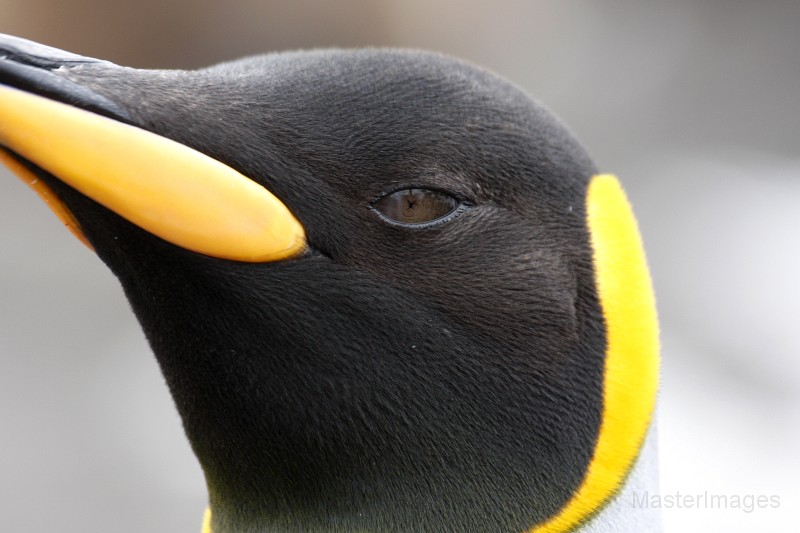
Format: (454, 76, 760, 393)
(370, 187, 469, 228)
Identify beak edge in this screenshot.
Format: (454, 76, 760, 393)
(0, 147, 94, 250)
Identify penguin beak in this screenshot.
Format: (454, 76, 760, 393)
(0, 35, 306, 263)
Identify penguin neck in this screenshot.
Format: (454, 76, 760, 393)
(164, 334, 598, 533)
(578, 422, 662, 532)
(199, 424, 662, 533)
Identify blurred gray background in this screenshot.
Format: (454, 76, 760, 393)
(1, 1, 798, 532)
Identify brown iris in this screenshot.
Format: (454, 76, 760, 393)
(374, 188, 459, 225)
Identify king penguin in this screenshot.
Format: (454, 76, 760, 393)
(0, 34, 660, 533)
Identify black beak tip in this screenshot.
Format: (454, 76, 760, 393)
(0, 33, 105, 69)
(0, 33, 131, 122)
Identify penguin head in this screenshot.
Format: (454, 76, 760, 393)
(0, 35, 659, 532)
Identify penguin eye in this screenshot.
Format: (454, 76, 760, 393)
(373, 188, 460, 226)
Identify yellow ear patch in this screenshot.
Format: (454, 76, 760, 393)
(528, 174, 659, 532)
(0, 85, 306, 262)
